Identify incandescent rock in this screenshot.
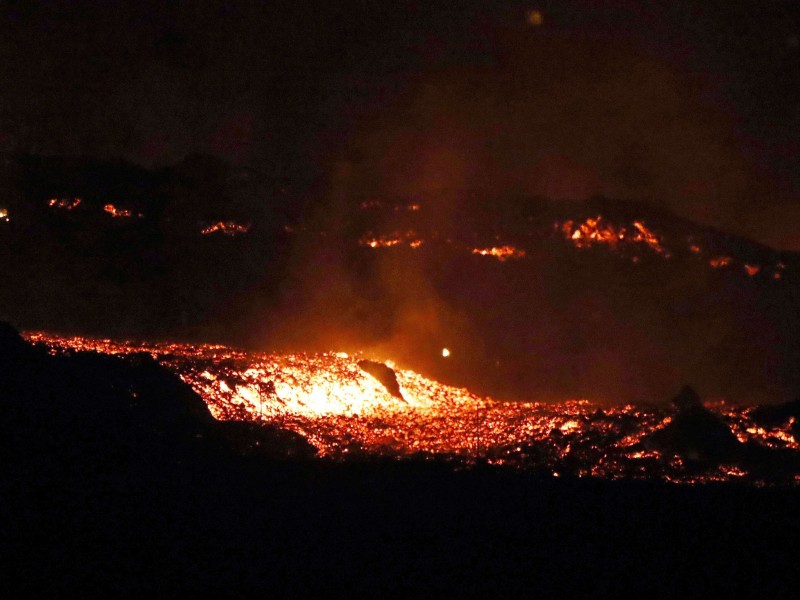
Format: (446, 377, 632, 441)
(357, 359, 405, 401)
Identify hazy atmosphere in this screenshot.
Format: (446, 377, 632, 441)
(2, 1, 799, 247)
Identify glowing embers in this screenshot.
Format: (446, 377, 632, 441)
(773, 262, 786, 280)
(709, 256, 732, 268)
(706, 256, 784, 280)
(103, 203, 142, 218)
(743, 264, 761, 277)
(200, 221, 251, 236)
(560, 216, 667, 255)
(359, 200, 421, 212)
(48, 197, 82, 211)
(471, 245, 527, 261)
(359, 230, 423, 249)
(0, 207, 8, 222)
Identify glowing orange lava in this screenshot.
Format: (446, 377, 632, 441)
(200, 221, 251, 236)
(23, 331, 799, 485)
(560, 216, 666, 255)
(471, 246, 527, 261)
(709, 256, 732, 268)
(744, 264, 761, 276)
(359, 231, 423, 249)
(103, 204, 135, 218)
(49, 197, 82, 210)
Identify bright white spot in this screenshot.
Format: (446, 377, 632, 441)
(441, 348, 451, 358)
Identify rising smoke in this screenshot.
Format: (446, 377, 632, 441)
(267, 33, 798, 404)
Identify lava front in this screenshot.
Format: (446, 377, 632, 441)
(25, 332, 800, 485)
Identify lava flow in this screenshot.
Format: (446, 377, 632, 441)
(25, 332, 800, 485)
(560, 216, 667, 255)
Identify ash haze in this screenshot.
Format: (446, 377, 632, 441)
(1, 1, 799, 248)
(2, 1, 800, 404)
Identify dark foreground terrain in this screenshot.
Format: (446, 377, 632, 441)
(1, 323, 797, 598)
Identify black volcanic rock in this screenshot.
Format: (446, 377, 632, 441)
(122, 351, 217, 429)
(0, 321, 315, 465)
(643, 385, 800, 476)
(358, 359, 405, 400)
(0, 321, 25, 353)
(670, 385, 703, 411)
(216, 420, 317, 459)
(750, 398, 800, 431)
(644, 386, 742, 463)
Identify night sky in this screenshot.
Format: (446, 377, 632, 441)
(2, 0, 799, 248)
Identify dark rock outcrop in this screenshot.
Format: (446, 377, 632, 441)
(0, 321, 316, 466)
(750, 398, 800, 436)
(216, 421, 317, 459)
(644, 385, 742, 463)
(643, 385, 800, 477)
(670, 384, 703, 411)
(357, 359, 405, 401)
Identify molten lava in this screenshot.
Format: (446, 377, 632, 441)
(359, 231, 424, 249)
(352, 204, 788, 280)
(103, 204, 137, 218)
(744, 264, 761, 277)
(49, 197, 82, 210)
(200, 221, 251, 236)
(560, 216, 667, 255)
(471, 246, 526, 261)
(709, 256, 733, 268)
(24, 332, 800, 486)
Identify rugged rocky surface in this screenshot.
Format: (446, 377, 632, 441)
(1, 324, 798, 597)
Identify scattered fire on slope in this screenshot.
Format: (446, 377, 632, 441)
(353, 203, 788, 277)
(358, 231, 528, 260)
(559, 216, 667, 255)
(708, 256, 779, 278)
(359, 200, 420, 212)
(200, 221, 251, 236)
(25, 332, 800, 485)
(556, 216, 786, 277)
(48, 197, 82, 210)
(709, 256, 732, 268)
(471, 246, 527, 261)
(743, 264, 761, 276)
(359, 231, 424, 249)
(103, 204, 141, 218)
